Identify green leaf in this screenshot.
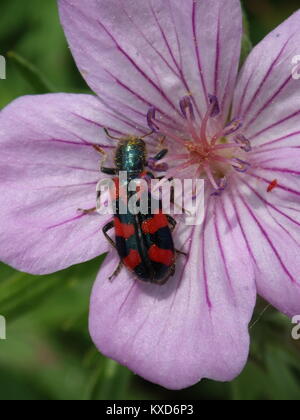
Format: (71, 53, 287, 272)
(240, 6, 253, 67)
(0, 271, 63, 320)
(0, 256, 105, 321)
(7, 51, 57, 93)
(84, 351, 132, 400)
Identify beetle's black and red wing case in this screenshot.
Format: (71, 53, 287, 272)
(113, 188, 175, 284)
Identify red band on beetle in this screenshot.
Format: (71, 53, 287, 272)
(142, 213, 169, 234)
(148, 245, 174, 266)
(123, 249, 142, 270)
(114, 217, 135, 239)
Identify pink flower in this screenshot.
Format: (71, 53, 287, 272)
(1, 0, 300, 390)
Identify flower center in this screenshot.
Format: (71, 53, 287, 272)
(147, 95, 251, 195)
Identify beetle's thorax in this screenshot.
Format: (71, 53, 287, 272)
(115, 138, 147, 173)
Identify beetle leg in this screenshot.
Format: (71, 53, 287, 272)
(109, 261, 123, 282)
(93, 144, 106, 155)
(77, 207, 97, 214)
(158, 263, 176, 285)
(101, 167, 117, 175)
(103, 221, 116, 248)
(151, 148, 168, 162)
(176, 249, 188, 257)
(92, 137, 117, 174)
(155, 176, 173, 182)
(171, 263, 176, 276)
(167, 215, 177, 232)
(102, 221, 124, 281)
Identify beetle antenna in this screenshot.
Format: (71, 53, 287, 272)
(140, 130, 154, 139)
(103, 128, 123, 141)
(104, 128, 154, 141)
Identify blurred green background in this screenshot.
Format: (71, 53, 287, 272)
(0, 0, 300, 400)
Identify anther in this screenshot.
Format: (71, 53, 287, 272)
(147, 107, 159, 132)
(232, 158, 251, 173)
(208, 95, 220, 118)
(179, 96, 195, 121)
(147, 158, 169, 173)
(211, 176, 228, 196)
(223, 118, 243, 136)
(234, 134, 252, 152)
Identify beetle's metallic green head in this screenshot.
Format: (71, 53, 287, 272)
(115, 137, 147, 172)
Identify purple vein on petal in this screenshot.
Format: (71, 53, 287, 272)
(155, 225, 196, 347)
(71, 112, 103, 128)
(246, 74, 293, 130)
(93, 93, 167, 134)
(71, 111, 139, 141)
(102, 68, 179, 127)
(214, 13, 221, 96)
(247, 171, 300, 197)
(255, 131, 300, 149)
(46, 213, 87, 230)
(202, 198, 213, 309)
(256, 166, 300, 176)
(229, 189, 258, 265)
(122, 4, 180, 81)
(241, 178, 300, 228)
(118, 281, 138, 317)
(236, 71, 255, 117)
(36, 181, 98, 191)
(241, 37, 291, 118)
(63, 2, 180, 124)
(168, 0, 202, 120)
(48, 138, 95, 147)
(192, 2, 208, 103)
(96, 20, 181, 116)
(221, 52, 238, 112)
(149, 1, 202, 119)
(249, 109, 300, 141)
(266, 209, 300, 248)
(47, 135, 113, 151)
(214, 198, 235, 298)
(236, 189, 298, 285)
(242, 181, 300, 259)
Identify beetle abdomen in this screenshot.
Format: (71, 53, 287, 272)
(114, 212, 175, 284)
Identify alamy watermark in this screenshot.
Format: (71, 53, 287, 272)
(0, 316, 6, 340)
(292, 55, 300, 80)
(291, 315, 300, 340)
(95, 174, 205, 226)
(0, 55, 6, 80)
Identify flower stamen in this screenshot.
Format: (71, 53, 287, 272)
(147, 94, 251, 195)
(234, 134, 252, 152)
(200, 95, 220, 147)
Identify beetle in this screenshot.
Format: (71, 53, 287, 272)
(81, 129, 180, 285)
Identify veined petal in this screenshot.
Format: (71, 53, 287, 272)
(89, 195, 256, 389)
(59, 0, 242, 124)
(248, 146, 300, 206)
(0, 93, 130, 274)
(233, 10, 300, 147)
(252, 147, 300, 177)
(233, 179, 300, 317)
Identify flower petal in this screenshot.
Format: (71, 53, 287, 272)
(0, 93, 131, 274)
(59, 0, 242, 123)
(233, 177, 300, 317)
(249, 146, 300, 205)
(233, 10, 300, 147)
(89, 195, 256, 389)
